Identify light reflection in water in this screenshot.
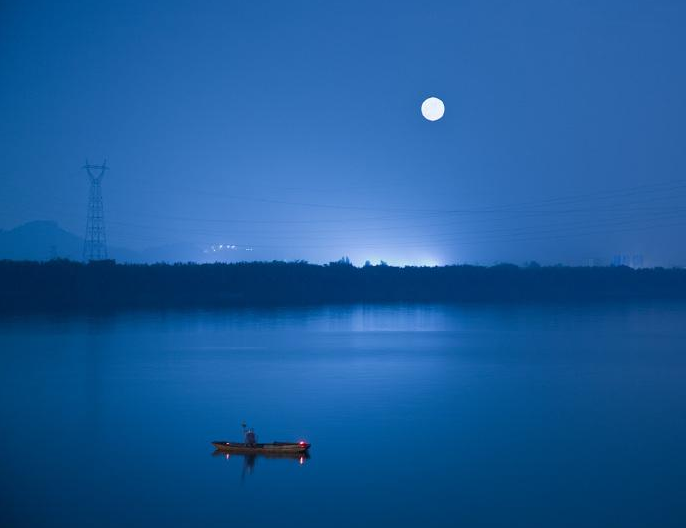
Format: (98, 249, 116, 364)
(212, 450, 310, 481)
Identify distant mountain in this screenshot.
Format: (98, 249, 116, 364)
(0, 221, 83, 261)
(0, 221, 141, 262)
(0, 221, 248, 264)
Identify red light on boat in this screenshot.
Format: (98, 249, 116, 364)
(299, 441, 306, 445)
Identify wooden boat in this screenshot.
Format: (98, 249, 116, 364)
(211, 440, 311, 454)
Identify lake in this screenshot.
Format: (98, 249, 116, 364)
(1, 303, 685, 527)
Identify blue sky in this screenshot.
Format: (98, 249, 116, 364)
(1, 0, 685, 265)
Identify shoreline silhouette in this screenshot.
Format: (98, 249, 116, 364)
(2, 259, 686, 313)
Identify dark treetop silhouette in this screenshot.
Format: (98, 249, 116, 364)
(1, 259, 686, 313)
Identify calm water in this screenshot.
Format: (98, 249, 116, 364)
(1, 304, 685, 527)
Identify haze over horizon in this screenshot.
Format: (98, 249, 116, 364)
(2, 1, 686, 267)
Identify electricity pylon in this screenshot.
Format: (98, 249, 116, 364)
(83, 160, 109, 261)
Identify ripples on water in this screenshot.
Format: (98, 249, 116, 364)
(1, 304, 685, 527)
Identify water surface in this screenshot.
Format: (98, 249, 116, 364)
(1, 304, 685, 527)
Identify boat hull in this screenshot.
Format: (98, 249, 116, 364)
(211, 441, 310, 454)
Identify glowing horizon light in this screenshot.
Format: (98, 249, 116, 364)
(415, 258, 441, 267)
(361, 256, 443, 268)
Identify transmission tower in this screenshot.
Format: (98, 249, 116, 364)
(83, 160, 109, 261)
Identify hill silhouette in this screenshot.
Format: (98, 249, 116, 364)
(0, 221, 143, 262)
(0, 221, 213, 263)
(1, 259, 685, 313)
(0, 221, 83, 261)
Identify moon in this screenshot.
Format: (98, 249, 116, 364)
(421, 97, 445, 121)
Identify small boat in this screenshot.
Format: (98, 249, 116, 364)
(211, 440, 311, 454)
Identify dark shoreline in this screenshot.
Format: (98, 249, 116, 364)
(2, 259, 686, 313)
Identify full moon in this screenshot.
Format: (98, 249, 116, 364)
(421, 97, 445, 121)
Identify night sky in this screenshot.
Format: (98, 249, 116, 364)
(1, 0, 685, 266)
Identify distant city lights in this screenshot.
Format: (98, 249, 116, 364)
(200, 246, 442, 265)
(206, 243, 253, 253)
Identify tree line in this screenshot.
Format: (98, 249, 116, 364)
(1, 258, 686, 312)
